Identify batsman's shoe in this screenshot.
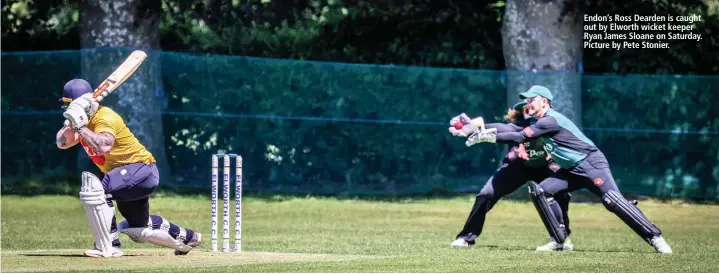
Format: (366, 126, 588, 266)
(84, 246, 123, 258)
(187, 232, 203, 247)
(650, 236, 672, 253)
(450, 238, 470, 248)
(536, 238, 574, 251)
(175, 232, 202, 255)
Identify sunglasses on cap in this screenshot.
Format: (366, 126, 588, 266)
(60, 97, 72, 109)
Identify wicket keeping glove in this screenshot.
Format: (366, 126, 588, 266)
(448, 113, 483, 137)
(449, 113, 476, 128)
(449, 113, 467, 128)
(465, 128, 497, 147)
(448, 123, 480, 137)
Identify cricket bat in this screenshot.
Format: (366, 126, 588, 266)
(91, 50, 147, 102)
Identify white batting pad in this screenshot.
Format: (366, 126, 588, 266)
(79, 171, 115, 257)
(118, 220, 192, 252)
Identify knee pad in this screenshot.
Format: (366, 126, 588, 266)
(527, 181, 568, 244)
(602, 190, 662, 243)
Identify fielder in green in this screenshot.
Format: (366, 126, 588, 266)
(448, 102, 574, 251)
(463, 85, 673, 253)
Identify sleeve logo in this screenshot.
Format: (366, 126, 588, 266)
(543, 143, 554, 152)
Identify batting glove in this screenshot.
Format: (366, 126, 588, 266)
(72, 93, 100, 117)
(63, 103, 88, 130)
(63, 94, 100, 130)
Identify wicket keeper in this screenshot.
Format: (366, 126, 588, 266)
(448, 102, 574, 251)
(466, 85, 672, 253)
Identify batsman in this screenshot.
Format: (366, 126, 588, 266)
(56, 79, 202, 257)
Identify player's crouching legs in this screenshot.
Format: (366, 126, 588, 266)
(535, 190, 574, 251)
(79, 171, 123, 258)
(527, 179, 571, 251)
(108, 164, 203, 255)
(600, 190, 672, 253)
(589, 164, 672, 253)
(451, 175, 503, 247)
(118, 215, 201, 255)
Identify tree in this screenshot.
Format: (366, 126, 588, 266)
(78, 0, 170, 181)
(501, 0, 583, 125)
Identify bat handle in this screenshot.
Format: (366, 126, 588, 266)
(93, 92, 109, 102)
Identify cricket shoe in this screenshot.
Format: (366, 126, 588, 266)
(650, 236, 672, 254)
(536, 238, 574, 251)
(175, 232, 202, 255)
(84, 246, 123, 258)
(450, 238, 470, 248)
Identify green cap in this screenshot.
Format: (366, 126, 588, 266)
(512, 101, 527, 111)
(519, 85, 553, 101)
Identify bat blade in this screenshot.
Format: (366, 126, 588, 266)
(92, 50, 147, 102)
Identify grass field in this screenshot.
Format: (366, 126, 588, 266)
(2, 194, 719, 272)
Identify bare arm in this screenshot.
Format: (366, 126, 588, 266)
(77, 127, 115, 155)
(56, 126, 80, 149)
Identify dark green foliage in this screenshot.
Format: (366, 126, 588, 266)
(159, 0, 505, 68)
(580, 0, 719, 74)
(1, 0, 80, 51)
(1, 0, 718, 198)
(2, 0, 718, 74)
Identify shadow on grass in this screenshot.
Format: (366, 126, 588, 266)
(477, 244, 534, 252)
(569, 249, 658, 254)
(15, 253, 143, 257)
(15, 254, 81, 258)
(477, 245, 657, 254)
(16, 254, 87, 258)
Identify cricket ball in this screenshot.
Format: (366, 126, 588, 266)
(453, 122, 463, 130)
